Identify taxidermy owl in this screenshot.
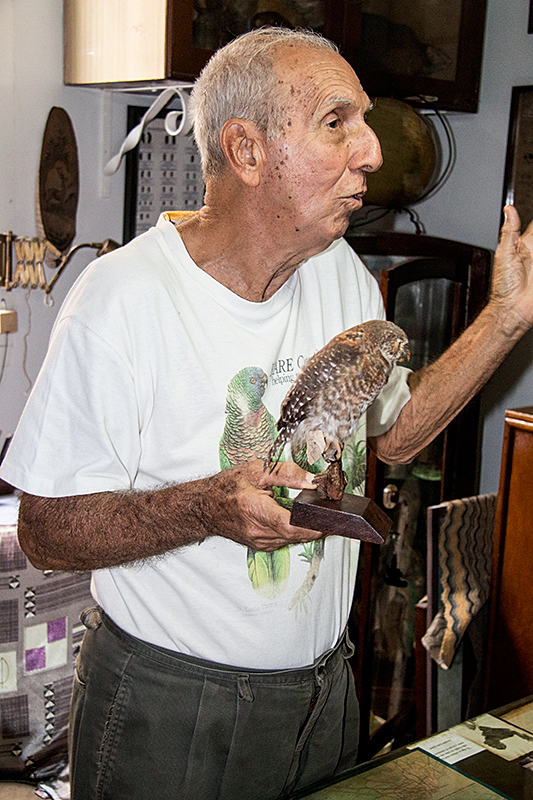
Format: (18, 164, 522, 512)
(264, 319, 410, 501)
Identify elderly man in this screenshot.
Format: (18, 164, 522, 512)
(2, 26, 533, 800)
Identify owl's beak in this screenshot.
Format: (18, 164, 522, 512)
(399, 344, 411, 363)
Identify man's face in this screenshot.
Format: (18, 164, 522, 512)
(262, 46, 382, 253)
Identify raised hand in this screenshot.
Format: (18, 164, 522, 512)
(490, 205, 533, 329)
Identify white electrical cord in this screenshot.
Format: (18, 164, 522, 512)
(0, 333, 7, 388)
(0, 300, 8, 388)
(22, 287, 33, 393)
(104, 85, 194, 176)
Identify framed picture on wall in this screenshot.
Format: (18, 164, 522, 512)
(501, 86, 533, 232)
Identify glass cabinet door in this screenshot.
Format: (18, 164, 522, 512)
(347, 240, 491, 761)
(193, 1, 327, 50)
(367, 266, 459, 739)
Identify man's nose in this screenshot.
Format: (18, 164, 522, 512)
(352, 124, 383, 173)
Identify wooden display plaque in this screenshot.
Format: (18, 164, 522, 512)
(290, 490, 392, 544)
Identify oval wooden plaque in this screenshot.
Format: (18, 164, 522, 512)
(38, 107, 79, 254)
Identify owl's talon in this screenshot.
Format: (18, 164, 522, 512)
(323, 440, 343, 463)
(312, 460, 347, 501)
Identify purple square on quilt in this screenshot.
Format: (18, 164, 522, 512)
(47, 618, 66, 643)
(26, 646, 46, 672)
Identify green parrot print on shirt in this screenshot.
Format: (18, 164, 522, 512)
(219, 366, 290, 598)
(219, 366, 277, 469)
(289, 423, 366, 612)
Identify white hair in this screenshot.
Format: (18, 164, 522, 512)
(189, 27, 338, 181)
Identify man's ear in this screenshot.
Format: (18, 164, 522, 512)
(220, 119, 265, 187)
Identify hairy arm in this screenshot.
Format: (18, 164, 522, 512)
(370, 206, 533, 464)
(17, 461, 319, 571)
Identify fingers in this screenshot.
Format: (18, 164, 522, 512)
(520, 214, 533, 255)
(502, 204, 521, 234)
(501, 205, 533, 251)
(491, 206, 526, 298)
(488, 205, 533, 330)
(496, 205, 521, 258)
(245, 490, 324, 551)
(253, 459, 317, 491)
(503, 205, 533, 269)
(205, 462, 322, 551)
(499, 205, 533, 260)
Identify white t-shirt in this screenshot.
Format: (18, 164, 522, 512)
(2, 216, 410, 669)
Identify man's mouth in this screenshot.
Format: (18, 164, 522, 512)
(346, 186, 366, 201)
(344, 192, 365, 205)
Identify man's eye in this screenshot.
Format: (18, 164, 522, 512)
(326, 117, 340, 128)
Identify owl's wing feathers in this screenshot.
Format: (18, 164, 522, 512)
(290, 347, 392, 455)
(264, 358, 324, 470)
(264, 320, 409, 472)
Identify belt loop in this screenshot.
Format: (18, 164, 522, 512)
(80, 605, 103, 630)
(237, 674, 254, 702)
(342, 626, 355, 659)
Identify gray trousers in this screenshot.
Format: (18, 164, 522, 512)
(69, 607, 359, 800)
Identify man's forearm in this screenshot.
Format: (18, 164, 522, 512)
(17, 461, 319, 572)
(371, 300, 531, 464)
(18, 479, 215, 572)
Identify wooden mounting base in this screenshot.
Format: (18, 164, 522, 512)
(290, 490, 392, 544)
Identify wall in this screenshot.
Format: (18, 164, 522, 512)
(0, 0, 532, 492)
(0, 0, 131, 445)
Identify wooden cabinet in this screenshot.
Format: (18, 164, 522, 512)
(63, 0, 340, 86)
(485, 407, 533, 710)
(63, 0, 487, 111)
(65, 0, 173, 84)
